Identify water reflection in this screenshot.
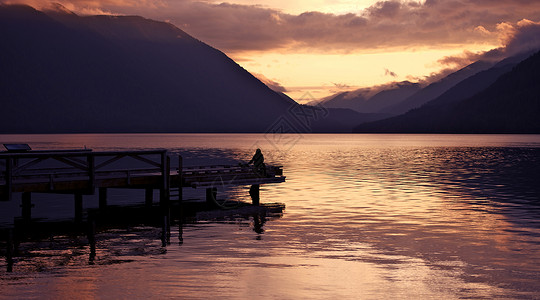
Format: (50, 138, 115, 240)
(260, 143, 540, 298)
(0, 204, 279, 275)
(1, 134, 540, 298)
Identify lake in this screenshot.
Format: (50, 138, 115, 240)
(1, 134, 540, 299)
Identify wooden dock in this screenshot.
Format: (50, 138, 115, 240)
(0, 149, 285, 221)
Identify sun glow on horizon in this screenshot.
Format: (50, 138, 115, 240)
(232, 43, 498, 102)
(203, 0, 377, 15)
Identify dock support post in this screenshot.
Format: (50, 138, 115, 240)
(6, 229, 14, 272)
(178, 155, 184, 244)
(5, 157, 13, 201)
(87, 154, 95, 194)
(145, 188, 153, 207)
(87, 219, 96, 264)
(178, 155, 183, 202)
(206, 187, 217, 208)
(161, 213, 170, 247)
(99, 188, 107, 210)
(178, 221, 184, 244)
(160, 154, 170, 207)
(75, 193, 83, 223)
(249, 184, 260, 206)
(21, 192, 32, 222)
(161, 215, 166, 247)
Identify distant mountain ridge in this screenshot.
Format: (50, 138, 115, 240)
(316, 81, 421, 113)
(318, 60, 496, 116)
(424, 51, 535, 108)
(379, 60, 495, 115)
(354, 50, 540, 133)
(0, 4, 372, 133)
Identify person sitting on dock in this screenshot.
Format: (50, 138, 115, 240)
(248, 148, 267, 177)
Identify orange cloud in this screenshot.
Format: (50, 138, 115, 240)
(252, 73, 288, 93)
(437, 19, 540, 70)
(4, 0, 539, 89)
(3, 0, 540, 55)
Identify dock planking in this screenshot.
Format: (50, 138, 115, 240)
(0, 149, 285, 214)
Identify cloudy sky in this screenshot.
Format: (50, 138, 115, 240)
(5, 0, 540, 101)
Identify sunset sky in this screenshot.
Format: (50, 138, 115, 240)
(4, 0, 540, 102)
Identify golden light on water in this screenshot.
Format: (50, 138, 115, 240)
(1, 134, 540, 298)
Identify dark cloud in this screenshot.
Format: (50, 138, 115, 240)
(337, 80, 420, 101)
(253, 73, 288, 93)
(384, 68, 398, 77)
(401, 67, 456, 87)
(503, 20, 540, 56)
(333, 82, 351, 89)
(414, 20, 540, 84)
(437, 20, 540, 69)
(437, 50, 489, 67)
(4, 0, 540, 55)
(394, 20, 540, 86)
(366, 1, 402, 18)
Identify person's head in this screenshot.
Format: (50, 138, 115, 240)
(256, 148, 261, 154)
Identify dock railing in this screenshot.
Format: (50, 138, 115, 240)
(0, 150, 169, 201)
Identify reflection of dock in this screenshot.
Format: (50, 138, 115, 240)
(0, 149, 286, 272)
(0, 149, 285, 221)
(0, 202, 285, 272)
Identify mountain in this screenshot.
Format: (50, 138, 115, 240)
(423, 51, 536, 108)
(354, 50, 540, 133)
(380, 60, 494, 115)
(0, 4, 364, 133)
(318, 60, 495, 116)
(317, 81, 421, 113)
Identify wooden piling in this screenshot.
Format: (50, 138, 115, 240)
(166, 212, 171, 244)
(206, 187, 218, 208)
(6, 229, 14, 272)
(161, 214, 169, 247)
(87, 154, 95, 193)
(87, 219, 96, 264)
(177, 156, 185, 235)
(99, 188, 107, 210)
(249, 184, 260, 206)
(159, 153, 170, 207)
(21, 192, 32, 222)
(177, 155, 183, 202)
(145, 188, 153, 207)
(178, 221, 184, 244)
(75, 193, 83, 222)
(5, 157, 13, 201)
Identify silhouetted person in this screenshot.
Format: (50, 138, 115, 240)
(248, 148, 266, 176)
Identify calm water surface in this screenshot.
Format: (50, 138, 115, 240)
(1, 134, 540, 299)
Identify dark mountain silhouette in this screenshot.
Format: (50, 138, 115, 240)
(354, 50, 540, 133)
(315, 81, 421, 113)
(317, 60, 495, 116)
(380, 60, 494, 115)
(423, 51, 535, 108)
(0, 4, 367, 133)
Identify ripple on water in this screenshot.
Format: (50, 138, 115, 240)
(1, 134, 540, 298)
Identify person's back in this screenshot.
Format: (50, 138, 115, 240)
(249, 149, 266, 176)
